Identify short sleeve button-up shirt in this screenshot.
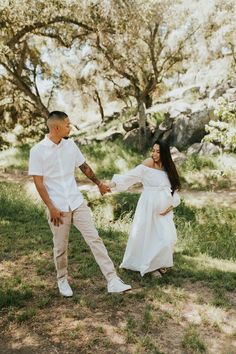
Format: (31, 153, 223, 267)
(28, 136, 86, 212)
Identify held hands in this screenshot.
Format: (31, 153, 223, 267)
(98, 181, 111, 196)
(159, 206, 173, 216)
(49, 206, 64, 226)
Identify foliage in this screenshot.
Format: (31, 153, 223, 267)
(175, 201, 236, 261)
(179, 154, 216, 172)
(0, 0, 236, 151)
(0, 0, 198, 149)
(204, 98, 236, 152)
(79, 138, 143, 179)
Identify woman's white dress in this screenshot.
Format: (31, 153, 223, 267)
(111, 164, 180, 276)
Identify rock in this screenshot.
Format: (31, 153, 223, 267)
(170, 147, 187, 163)
(207, 98, 217, 110)
(170, 108, 213, 150)
(228, 78, 236, 88)
(161, 129, 173, 143)
(223, 88, 236, 102)
(95, 129, 123, 142)
(182, 86, 200, 99)
(123, 118, 139, 132)
(158, 113, 173, 130)
(199, 85, 208, 99)
(199, 142, 221, 155)
(123, 127, 153, 147)
(169, 101, 192, 118)
(123, 129, 139, 147)
(187, 142, 221, 156)
(78, 129, 123, 145)
(187, 143, 202, 155)
(104, 111, 120, 123)
(209, 86, 226, 100)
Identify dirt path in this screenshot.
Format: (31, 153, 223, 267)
(1, 171, 235, 209)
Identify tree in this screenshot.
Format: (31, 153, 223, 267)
(81, 0, 196, 150)
(0, 0, 95, 128)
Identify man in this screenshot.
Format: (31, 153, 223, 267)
(28, 111, 131, 296)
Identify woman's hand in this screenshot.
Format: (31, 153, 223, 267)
(109, 181, 116, 188)
(159, 206, 173, 216)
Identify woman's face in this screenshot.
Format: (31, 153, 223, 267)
(151, 144, 161, 163)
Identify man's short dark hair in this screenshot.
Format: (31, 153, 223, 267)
(48, 111, 68, 120)
(47, 111, 68, 127)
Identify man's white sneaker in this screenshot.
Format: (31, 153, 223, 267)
(107, 277, 131, 293)
(57, 277, 73, 297)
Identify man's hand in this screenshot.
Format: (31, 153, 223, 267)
(98, 182, 111, 196)
(49, 206, 64, 226)
(160, 206, 173, 216)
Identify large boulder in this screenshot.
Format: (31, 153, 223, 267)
(123, 127, 153, 147)
(153, 99, 216, 150)
(199, 142, 221, 155)
(187, 142, 221, 156)
(170, 109, 213, 150)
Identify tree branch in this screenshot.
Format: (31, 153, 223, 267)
(6, 16, 95, 47)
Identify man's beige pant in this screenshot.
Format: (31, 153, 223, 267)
(47, 201, 117, 282)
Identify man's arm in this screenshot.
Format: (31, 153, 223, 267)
(33, 176, 64, 226)
(79, 162, 110, 195)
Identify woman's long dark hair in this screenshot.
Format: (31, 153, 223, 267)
(153, 140, 181, 193)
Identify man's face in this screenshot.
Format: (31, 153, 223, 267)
(57, 117, 71, 138)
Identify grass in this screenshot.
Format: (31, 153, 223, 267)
(0, 181, 236, 353)
(79, 138, 144, 179)
(0, 144, 30, 171)
(178, 153, 236, 190)
(0, 139, 144, 180)
(182, 325, 207, 353)
(1, 140, 235, 191)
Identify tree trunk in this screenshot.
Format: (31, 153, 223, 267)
(3, 64, 50, 120)
(94, 89, 105, 122)
(144, 93, 152, 109)
(136, 96, 147, 152)
(35, 97, 50, 119)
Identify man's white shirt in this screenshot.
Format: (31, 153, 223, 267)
(28, 136, 86, 212)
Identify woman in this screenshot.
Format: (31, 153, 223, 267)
(110, 140, 181, 277)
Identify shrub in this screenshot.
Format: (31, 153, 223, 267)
(204, 98, 236, 152)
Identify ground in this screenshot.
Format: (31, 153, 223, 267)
(0, 171, 236, 354)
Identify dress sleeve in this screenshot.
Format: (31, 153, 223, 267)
(111, 165, 143, 192)
(172, 191, 181, 207)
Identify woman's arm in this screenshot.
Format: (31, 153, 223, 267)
(111, 165, 143, 192)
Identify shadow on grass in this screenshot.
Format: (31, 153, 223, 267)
(126, 251, 236, 310)
(0, 182, 52, 261)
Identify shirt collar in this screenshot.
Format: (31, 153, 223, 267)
(41, 135, 65, 148)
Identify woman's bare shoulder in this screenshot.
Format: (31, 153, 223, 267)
(142, 158, 154, 167)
